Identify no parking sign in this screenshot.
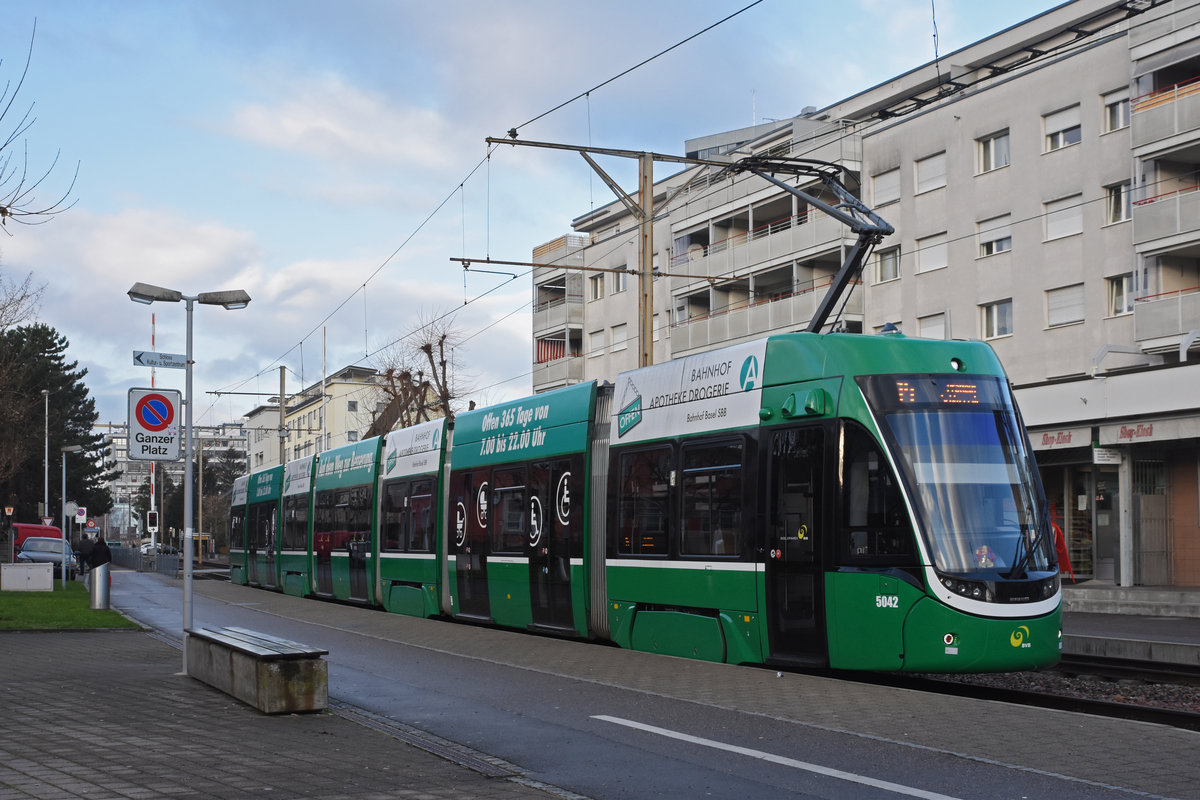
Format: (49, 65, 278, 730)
(127, 388, 182, 461)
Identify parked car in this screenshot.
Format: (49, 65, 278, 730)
(17, 536, 78, 579)
(12, 523, 63, 549)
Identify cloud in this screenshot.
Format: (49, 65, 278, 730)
(227, 72, 468, 172)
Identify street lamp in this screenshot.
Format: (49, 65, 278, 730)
(61, 444, 83, 589)
(42, 389, 49, 520)
(127, 282, 250, 670)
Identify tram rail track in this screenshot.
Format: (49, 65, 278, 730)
(860, 656, 1200, 732)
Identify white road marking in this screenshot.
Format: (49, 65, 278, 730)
(592, 715, 965, 800)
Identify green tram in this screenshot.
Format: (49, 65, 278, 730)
(228, 331, 1061, 673)
(280, 454, 315, 597)
(378, 419, 447, 617)
(231, 466, 283, 589)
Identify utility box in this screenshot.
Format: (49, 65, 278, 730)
(1, 563, 54, 591)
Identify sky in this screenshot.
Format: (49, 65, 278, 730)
(0, 0, 1059, 430)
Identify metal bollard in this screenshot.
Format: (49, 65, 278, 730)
(90, 562, 110, 610)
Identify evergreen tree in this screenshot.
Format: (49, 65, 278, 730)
(0, 323, 114, 524)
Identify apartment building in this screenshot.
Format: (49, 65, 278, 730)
(530, 0, 1200, 586)
(244, 365, 384, 470)
(104, 421, 247, 539)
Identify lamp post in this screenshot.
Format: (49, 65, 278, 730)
(42, 389, 49, 520)
(127, 282, 250, 671)
(61, 445, 83, 589)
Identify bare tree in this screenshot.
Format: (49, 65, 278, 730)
(365, 315, 465, 437)
(0, 20, 78, 230)
(0, 19, 73, 496)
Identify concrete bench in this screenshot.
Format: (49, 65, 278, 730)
(185, 626, 328, 714)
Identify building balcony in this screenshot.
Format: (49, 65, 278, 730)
(1131, 75, 1200, 153)
(1133, 285, 1200, 353)
(670, 211, 848, 283)
(1132, 183, 1200, 252)
(532, 354, 585, 390)
(532, 295, 584, 335)
(670, 282, 862, 356)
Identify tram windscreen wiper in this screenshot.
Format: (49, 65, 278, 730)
(1005, 510, 1047, 580)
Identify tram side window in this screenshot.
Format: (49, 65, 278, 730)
(313, 490, 336, 535)
(617, 446, 671, 556)
(492, 467, 526, 555)
(381, 481, 408, 552)
(282, 495, 309, 550)
(230, 509, 246, 550)
(315, 485, 372, 550)
(248, 502, 276, 551)
(408, 479, 434, 552)
(342, 485, 372, 544)
(680, 440, 744, 557)
(842, 424, 915, 563)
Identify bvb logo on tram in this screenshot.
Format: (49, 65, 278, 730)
(1010, 625, 1032, 648)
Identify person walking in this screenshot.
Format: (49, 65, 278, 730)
(90, 536, 112, 570)
(78, 534, 95, 576)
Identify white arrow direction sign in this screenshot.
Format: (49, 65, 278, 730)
(133, 351, 187, 369)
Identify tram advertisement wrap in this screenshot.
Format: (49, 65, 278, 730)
(614, 339, 767, 443)
(382, 418, 445, 479)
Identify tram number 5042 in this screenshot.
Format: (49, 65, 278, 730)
(875, 595, 899, 609)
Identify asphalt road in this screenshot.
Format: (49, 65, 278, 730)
(110, 570, 1195, 800)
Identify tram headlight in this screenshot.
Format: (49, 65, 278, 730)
(939, 574, 994, 603)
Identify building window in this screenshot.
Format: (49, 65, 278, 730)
(1047, 284, 1085, 327)
(872, 168, 900, 206)
(916, 232, 948, 273)
(652, 313, 661, 342)
(1106, 183, 1131, 224)
(1045, 194, 1083, 240)
(347, 400, 358, 413)
(1044, 105, 1082, 151)
(918, 313, 946, 340)
(1107, 274, 1134, 316)
(588, 329, 606, 357)
(347, 431, 359, 443)
(982, 299, 1013, 339)
(915, 152, 946, 194)
(977, 131, 1010, 173)
(977, 214, 1012, 257)
(613, 270, 628, 293)
(875, 247, 900, 283)
(1103, 90, 1130, 133)
(611, 323, 628, 352)
(589, 274, 604, 301)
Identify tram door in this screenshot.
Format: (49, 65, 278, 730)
(765, 426, 826, 663)
(348, 538, 369, 601)
(528, 458, 576, 632)
(452, 470, 492, 620)
(314, 491, 334, 596)
(261, 512, 277, 590)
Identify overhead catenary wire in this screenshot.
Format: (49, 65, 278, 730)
(509, 1, 765, 136)
(213, 3, 768, 407)
(208, 0, 1143, 427)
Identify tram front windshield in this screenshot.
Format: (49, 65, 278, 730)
(858, 374, 1054, 576)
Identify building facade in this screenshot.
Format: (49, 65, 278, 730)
(531, 0, 1200, 586)
(245, 365, 385, 470)
(103, 421, 247, 541)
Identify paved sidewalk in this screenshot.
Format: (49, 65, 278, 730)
(0, 630, 566, 800)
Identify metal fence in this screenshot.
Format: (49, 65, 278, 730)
(110, 546, 184, 577)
